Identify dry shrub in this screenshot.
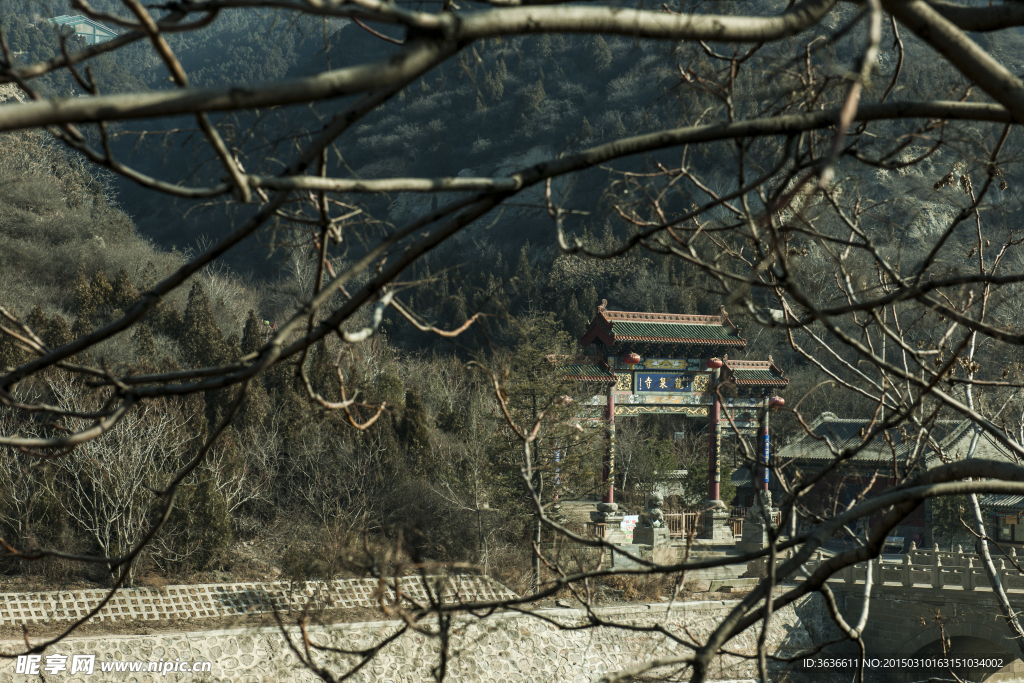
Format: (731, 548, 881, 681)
(485, 545, 534, 596)
(139, 574, 169, 591)
(602, 572, 676, 602)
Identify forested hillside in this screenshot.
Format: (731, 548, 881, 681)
(0, 119, 609, 590)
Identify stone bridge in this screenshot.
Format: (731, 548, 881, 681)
(786, 545, 1024, 682)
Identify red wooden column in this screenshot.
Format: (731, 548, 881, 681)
(706, 358, 723, 502)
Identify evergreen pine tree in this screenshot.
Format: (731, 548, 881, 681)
(589, 36, 613, 71)
(157, 301, 185, 341)
(45, 315, 73, 350)
(111, 268, 139, 311)
(138, 261, 158, 292)
(513, 242, 542, 311)
(73, 269, 97, 318)
(580, 116, 594, 139)
(181, 282, 228, 368)
(183, 472, 232, 570)
(484, 62, 505, 102)
(89, 270, 114, 316)
(71, 314, 93, 340)
(520, 78, 547, 118)
(240, 310, 264, 356)
(226, 333, 242, 362)
(400, 389, 433, 475)
(580, 284, 599, 320)
(536, 34, 553, 60)
(237, 380, 270, 431)
(26, 306, 48, 345)
(133, 323, 157, 360)
(564, 294, 587, 340)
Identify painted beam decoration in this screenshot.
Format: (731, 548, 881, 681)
(608, 357, 706, 371)
(615, 405, 708, 417)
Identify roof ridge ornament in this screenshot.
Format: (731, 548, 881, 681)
(719, 304, 740, 334)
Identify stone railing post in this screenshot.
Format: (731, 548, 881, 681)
(956, 545, 964, 568)
(902, 554, 911, 587)
(965, 558, 975, 591)
(873, 558, 883, 586)
(844, 563, 854, 584)
(933, 555, 942, 589)
(1000, 558, 1008, 585)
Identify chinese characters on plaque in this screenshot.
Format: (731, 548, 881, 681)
(634, 373, 692, 393)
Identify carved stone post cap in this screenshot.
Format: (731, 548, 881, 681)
(909, 541, 917, 551)
(596, 502, 619, 513)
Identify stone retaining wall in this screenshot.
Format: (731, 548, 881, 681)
(0, 596, 828, 683)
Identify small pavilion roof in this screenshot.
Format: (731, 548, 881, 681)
(549, 356, 616, 384)
(979, 494, 1024, 512)
(580, 302, 746, 348)
(721, 356, 788, 388)
(777, 412, 1015, 468)
(46, 15, 116, 35)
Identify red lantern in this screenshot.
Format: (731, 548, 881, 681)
(623, 352, 641, 365)
(769, 396, 786, 408)
(706, 357, 723, 369)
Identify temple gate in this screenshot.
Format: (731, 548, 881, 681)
(571, 301, 788, 542)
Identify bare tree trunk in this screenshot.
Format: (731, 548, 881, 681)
(962, 187, 1024, 656)
(534, 470, 542, 594)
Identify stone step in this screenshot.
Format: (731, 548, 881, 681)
(708, 578, 759, 592)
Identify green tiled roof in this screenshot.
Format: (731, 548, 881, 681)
(558, 363, 615, 383)
(47, 15, 115, 31)
(732, 369, 787, 384)
(610, 321, 744, 345)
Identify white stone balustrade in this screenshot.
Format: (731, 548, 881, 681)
(778, 544, 1024, 591)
